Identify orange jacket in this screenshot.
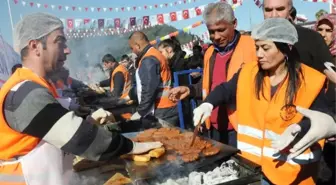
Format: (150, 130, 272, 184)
(236, 61, 325, 185)
(110, 64, 131, 99)
(202, 35, 256, 130)
(0, 68, 59, 185)
(138, 47, 176, 109)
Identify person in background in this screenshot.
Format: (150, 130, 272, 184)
(157, 37, 188, 84)
(99, 54, 131, 99)
(263, 0, 333, 72)
(128, 31, 178, 125)
(120, 54, 132, 70)
(0, 13, 162, 185)
(169, 2, 257, 146)
(11, 63, 22, 74)
(288, 6, 297, 23)
(314, 14, 336, 185)
(181, 18, 329, 185)
(187, 44, 203, 69)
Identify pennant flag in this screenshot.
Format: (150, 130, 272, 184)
(44, 4, 48, 8)
(29, 2, 34, 7)
(143, 16, 150, 25)
(22, 1, 26, 6)
(37, 3, 41, 8)
(157, 14, 164, 24)
(109, 7, 113, 11)
(58, 5, 62, 10)
(114, 18, 121, 28)
(183, 10, 190, 19)
(254, 0, 262, 8)
(170, 12, 177, 21)
(67, 19, 74, 29)
(75, 19, 83, 29)
(103, 7, 107, 12)
(98, 19, 104, 29)
(51, 4, 55, 9)
(106, 18, 114, 28)
(14, 0, 18, 4)
(78, 7, 82, 11)
(130, 17, 136, 26)
(65, 6, 69, 11)
(195, 7, 202, 15)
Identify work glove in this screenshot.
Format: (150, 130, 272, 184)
(130, 112, 141, 120)
(89, 108, 116, 124)
(128, 141, 163, 155)
(193, 103, 214, 127)
(272, 106, 336, 159)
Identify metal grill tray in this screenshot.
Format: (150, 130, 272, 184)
(122, 131, 240, 183)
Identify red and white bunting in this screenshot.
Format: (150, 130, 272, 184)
(12, 0, 242, 13)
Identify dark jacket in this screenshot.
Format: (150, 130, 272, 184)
(294, 25, 333, 72)
(169, 50, 188, 85)
(205, 69, 331, 136)
(99, 64, 125, 97)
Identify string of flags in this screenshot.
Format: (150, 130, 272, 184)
(12, 0, 243, 13)
(64, 5, 208, 39)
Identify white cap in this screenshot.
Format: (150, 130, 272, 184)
(251, 18, 298, 45)
(13, 12, 64, 53)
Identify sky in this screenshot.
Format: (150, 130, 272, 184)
(0, 0, 331, 46)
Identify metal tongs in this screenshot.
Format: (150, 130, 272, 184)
(190, 116, 202, 147)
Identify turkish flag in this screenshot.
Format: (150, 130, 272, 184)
(195, 7, 202, 16)
(84, 19, 90, 25)
(183, 10, 189, 19)
(67, 19, 74, 29)
(232, 0, 238, 4)
(130, 17, 136, 26)
(157, 14, 164, 24)
(143, 16, 149, 25)
(170, 12, 177, 21)
(114, 18, 121, 28)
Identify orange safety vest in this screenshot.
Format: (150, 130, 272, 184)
(138, 47, 177, 109)
(110, 64, 131, 99)
(0, 68, 59, 185)
(202, 35, 256, 130)
(236, 62, 325, 185)
(55, 77, 73, 90)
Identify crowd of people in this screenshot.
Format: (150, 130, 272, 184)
(0, 0, 335, 185)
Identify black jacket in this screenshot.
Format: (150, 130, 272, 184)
(169, 50, 188, 85)
(294, 25, 333, 72)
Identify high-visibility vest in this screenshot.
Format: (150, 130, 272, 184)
(110, 64, 131, 99)
(236, 61, 326, 185)
(138, 47, 177, 109)
(202, 35, 257, 130)
(0, 68, 59, 185)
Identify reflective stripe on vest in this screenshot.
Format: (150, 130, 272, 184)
(0, 174, 26, 183)
(137, 47, 176, 109)
(237, 124, 322, 165)
(236, 61, 326, 185)
(110, 65, 131, 99)
(202, 35, 256, 130)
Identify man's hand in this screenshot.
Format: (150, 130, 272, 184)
(128, 141, 163, 154)
(168, 86, 190, 102)
(272, 106, 336, 159)
(89, 108, 116, 124)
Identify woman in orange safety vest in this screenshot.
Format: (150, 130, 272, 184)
(171, 18, 330, 185)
